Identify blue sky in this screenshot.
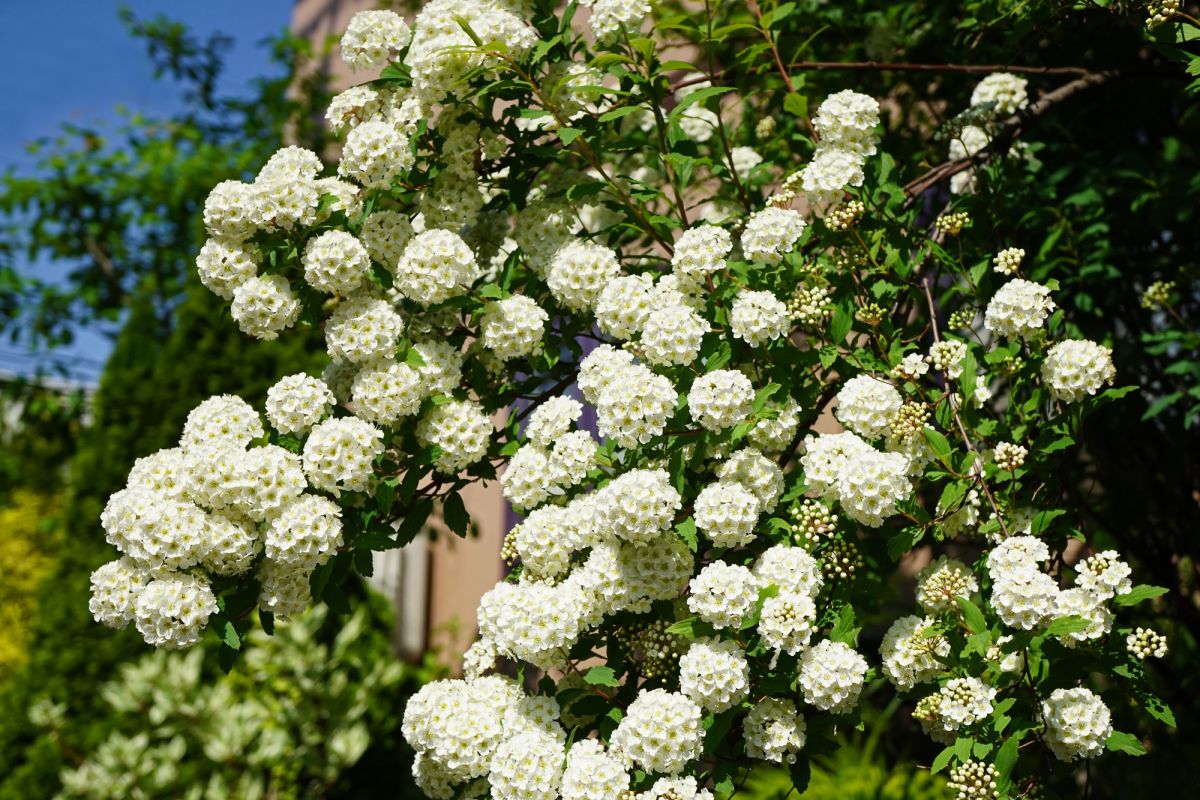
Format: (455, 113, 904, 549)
(0, 0, 293, 383)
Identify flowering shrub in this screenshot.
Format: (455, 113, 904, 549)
(84, 1, 1184, 797)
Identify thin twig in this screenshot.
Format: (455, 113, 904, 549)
(903, 70, 1120, 199)
(922, 279, 1011, 538)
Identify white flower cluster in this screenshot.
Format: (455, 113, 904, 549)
(916, 556, 979, 614)
(672, 224, 732, 276)
(801, 431, 912, 527)
(678, 637, 751, 712)
(987, 536, 1059, 630)
(90, 392, 360, 646)
(302, 230, 371, 295)
(396, 229, 478, 306)
(730, 289, 790, 346)
(693, 480, 762, 548)
(804, 90, 881, 204)
(834, 375, 902, 440)
(587, 0, 652, 41)
(416, 399, 492, 474)
(579, 345, 675, 448)
(265, 373, 335, 434)
(481, 295, 549, 361)
(922, 677, 997, 740)
(741, 207, 806, 264)
(688, 369, 754, 431)
(993, 247, 1025, 276)
(1041, 687, 1113, 762)
(340, 9, 412, 72)
(743, 698, 807, 764)
(971, 73, 1029, 117)
(798, 639, 870, 713)
(879, 615, 949, 691)
(562, 739, 629, 800)
(1041, 340, 1117, 402)
(687, 561, 761, 629)
(609, 688, 703, 774)
(984, 279, 1055, 338)
(547, 240, 621, 312)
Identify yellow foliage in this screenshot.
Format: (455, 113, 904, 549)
(0, 490, 60, 675)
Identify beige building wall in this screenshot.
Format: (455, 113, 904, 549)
(292, 0, 506, 667)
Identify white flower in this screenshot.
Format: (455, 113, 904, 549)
(230, 275, 301, 340)
(547, 241, 621, 312)
(1041, 687, 1112, 762)
(834, 375, 902, 440)
(679, 638, 751, 712)
(196, 237, 258, 300)
(916, 556, 979, 615)
(302, 230, 371, 296)
(561, 739, 629, 800)
(265, 493, 343, 571)
(361, 209, 416, 272)
(325, 295, 405, 364)
(489, 728, 564, 800)
(595, 273, 654, 339)
(672, 224, 732, 276)
(417, 400, 492, 474)
(812, 90, 880, 156)
(687, 561, 761, 629)
(341, 10, 412, 72)
(1074, 550, 1133, 600)
(338, 119, 414, 188)
(688, 370, 755, 431)
(971, 73, 1028, 116)
(258, 558, 312, 618)
(595, 468, 682, 544)
(396, 229, 478, 306)
(609, 689, 703, 775)
(741, 207, 806, 264)
(984, 279, 1055, 338)
(757, 589, 817, 655)
(302, 417, 384, 494)
(716, 448, 785, 513)
(481, 295, 549, 360)
(744, 698, 806, 764)
(181, 395, 263, 448)
(1041, 340, 1116, 402)
(589, 0, 652, 41)
(730, 146, 764, 175)
(730, 289, 790, 346)
(203, 180, 257, 240)
(798, 640, 869, 713)
(266, 373, 335, 434)
(524, 396, 583, 448)
(640, 303, 711, 367)
(754, 545, 823, 596)
(880, 615, 948, 691)
(694, 481, 761, 548)
(133, 573, 219, 649)
(88, 558, 149, 628)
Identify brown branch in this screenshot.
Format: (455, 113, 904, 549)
(669, 61, 1092, 92)
(903, 69, 1120, 199)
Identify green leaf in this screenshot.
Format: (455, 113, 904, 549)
(442, 493, 471, 537)
(829, 604, 859, 645)
(930, 745, 955, 774)
(1043, 615, 1089, 637)
(558, 127, 583, 145)
(666, 617, 716, 639)
(221, 620, 241, 651)
(1114, 585, 1168, 606)
(956, 597, 987, 635)
(751, 383, 782, 415)
(1105, 730, 1147, 756)
(669, 86, 735, 118)
(994, 735, 1019, 778)
(953, 736, 974, 763)
(598, 104, 644, 122)
(783, 92, 808, 118)
(788, 756, 811, 792)
(676, 517, 698, 552)
(922, 428, 953, 465)
(584, 666, 620, 688)
(741, 583, 780, 630)
(829, 303, 853, 344)
(1139, 690, 1177, 728)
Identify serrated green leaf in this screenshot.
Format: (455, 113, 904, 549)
(930, 745, 955, 774)
(1043, 614, 1090, 637)
(442, 493, 470, 537)
(584, 666, 620, 688)
(558, 127, 583, 145)
(676, 517, 698, 552)
(783, 92, 808, 118)
(1106, 730, 1147, 756)
(221, 621, 241, 651)
(1114, 584, 1168, 606)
